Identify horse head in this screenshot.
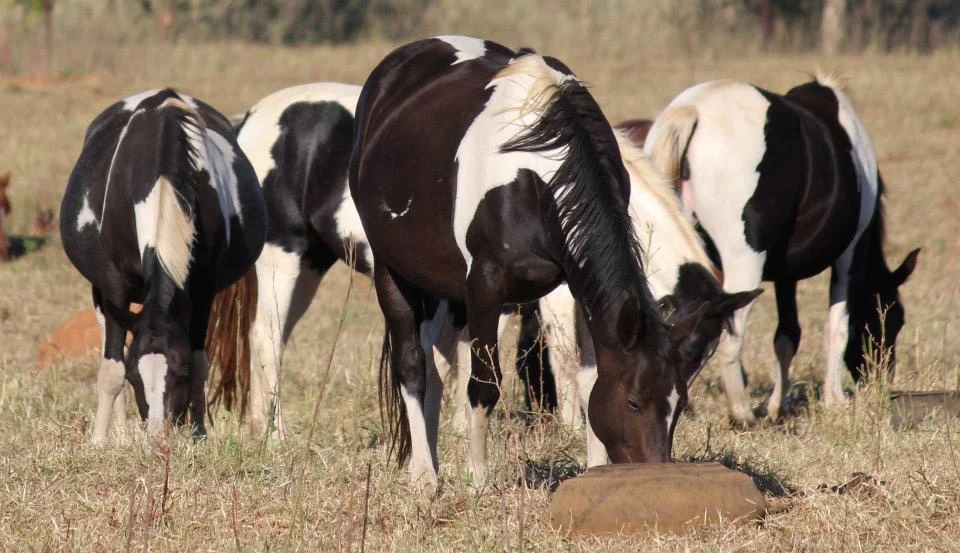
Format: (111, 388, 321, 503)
(846, 247, 920, 379)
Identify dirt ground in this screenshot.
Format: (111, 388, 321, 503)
(1, 40, 959, 551)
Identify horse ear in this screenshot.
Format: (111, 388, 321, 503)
(891, 248, 920, 286)
(0, 173, 8, 187)
(706, 288, 763, 319)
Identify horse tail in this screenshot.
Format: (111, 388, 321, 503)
(378, 327, 410, 466)
(205, 266, 258, 418)
(643, 105, 699, 192)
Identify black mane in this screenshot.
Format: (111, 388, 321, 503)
(500, 74, 667, 349)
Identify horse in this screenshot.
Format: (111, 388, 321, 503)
(207, 79, 754, 473)
(536, 129, 760, 465)
(349, 36, 744, 494)
(60, 88, 266, 443)
(204, 82, 367, 438)
(644, 73, 920, 425)
(0, 172, 10, 261)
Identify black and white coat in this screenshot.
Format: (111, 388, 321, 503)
(60, 88, 266, 442)
(645, 75, 919, 425)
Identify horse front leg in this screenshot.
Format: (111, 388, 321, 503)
(539, 285, 581, 427)
(824, 249, 854, 407)
(91, 288, 128, 445)
(464, 260, 506, 490)
(248, 245, 326, 439)
(575, 307, 608, 467)
(768, 279, 800, 421)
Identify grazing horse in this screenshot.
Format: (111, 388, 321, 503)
(644, 74, 920, 425)
(60, 89, 266, 443)
(204, 83, 366, 438)
(0, 172, 10, 261)
(538, 129, 760, 465)
(350, 36, 732, 494)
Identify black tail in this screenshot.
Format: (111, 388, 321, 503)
(378, 328, 410, 466)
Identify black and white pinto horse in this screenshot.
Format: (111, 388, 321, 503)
(349, 36, 738, 494)
(644, 73, 920, 425)
(205, 83, 367, 438)
(205, 81, 758, 473)
(60, 89, 266, 443)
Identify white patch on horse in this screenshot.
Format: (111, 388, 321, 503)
(665, 386, 680, 433)
(134, 176, 196, 288)
(829, 85, 879, 238)
(238, 83, 361, 186)
(332, 183, 375, 270)
(677, 81, 770, 257)
(92, 358, 125, 445)
(76, 193, 98, 232)
(121, 89, 161, 111)
(400, 385, 439, 493)
(436, 35, 486, 64)
(451, 56, 565, 273)
(616, 130, 713, 296)
(382, 198, 412, 220)
(137, 353, 169, 434)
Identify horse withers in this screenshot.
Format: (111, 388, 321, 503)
(644, 73, 920, 425)
(60, 89, 266, 443)
(350, 36, 749, 494)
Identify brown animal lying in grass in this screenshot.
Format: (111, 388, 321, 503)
(36, 304, 141, 366)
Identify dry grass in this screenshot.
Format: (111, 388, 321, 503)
(2, 38, 960, 551)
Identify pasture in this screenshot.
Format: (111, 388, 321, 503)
(1, 40, 960, 551)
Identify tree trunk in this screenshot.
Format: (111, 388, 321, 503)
(821, 0, 846, 55)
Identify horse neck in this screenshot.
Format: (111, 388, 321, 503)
(850, 199, 891, 296)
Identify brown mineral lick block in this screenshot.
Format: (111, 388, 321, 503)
(550, 462, 765, 537)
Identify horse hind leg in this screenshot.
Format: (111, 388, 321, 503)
(375, 263, 438, 496)
(248, 244, 327, 439)
(713, 250, 764, 427)
(91, 289, 128, 445)
(768, 280, 800, 421)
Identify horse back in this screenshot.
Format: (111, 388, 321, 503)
(350, 37, 515, 298)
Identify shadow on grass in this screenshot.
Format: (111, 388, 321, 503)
(680, 449, 797, 497)
(520, 454, 584, 492)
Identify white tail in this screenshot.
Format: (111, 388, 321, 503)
(643, 105, 699, 189)
(135, 175, 196, 289)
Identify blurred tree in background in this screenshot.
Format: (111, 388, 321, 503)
(2, 0, 959, 77)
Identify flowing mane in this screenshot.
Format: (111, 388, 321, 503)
(613, 129, 715, 275)
(498, 55, 662, 338)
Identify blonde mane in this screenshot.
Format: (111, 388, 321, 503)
(613, 129, 716, 274)
(815, 67, 848, 92)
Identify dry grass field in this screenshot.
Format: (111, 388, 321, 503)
(1, 36, 960, 552)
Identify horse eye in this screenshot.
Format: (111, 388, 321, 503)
(627, 400, 642, 413)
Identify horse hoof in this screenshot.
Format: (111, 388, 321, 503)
(191, 425, 207, 441)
